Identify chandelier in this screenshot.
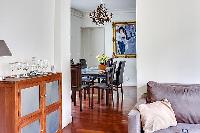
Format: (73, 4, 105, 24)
(89, 1, 113, 26)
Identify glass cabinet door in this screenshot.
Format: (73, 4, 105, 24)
(21, 86, 40, 117)
(46, 81, 59, 106)
(21, 120, 40, 133)
(46, 110, 59, 133)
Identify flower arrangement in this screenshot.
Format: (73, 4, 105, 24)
(96, 54, 109, 65)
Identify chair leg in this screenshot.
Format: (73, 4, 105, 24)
(98, 88, 100, 104)
(111, 88, 114, 101)
(84, 89, 86, 100)
(101, 89, 104, 99)
(88, 88, 91, 107)
(106, 89, 109, 106)
(73, 91, 76, 106)
(91, 88, 94, 109)
(121, 84, 123, 99)
(117, 86, 119, 99)
(79, 90, 82, 112)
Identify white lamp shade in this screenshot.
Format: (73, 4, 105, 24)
(0, 40, 12, 56)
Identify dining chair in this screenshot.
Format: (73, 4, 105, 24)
(80, 59, 87, 69)
(71, 63, 90, 111)
(113, 61, 126, 99)
(106, 58, 113, 67)
(90, 67, 115, 108)
(100, 61, 117, 99)
(70, 59, 74, 65)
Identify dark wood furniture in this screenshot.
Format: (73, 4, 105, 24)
(113, 61, 126, 99)
(0, 73, 62, 133)
(81, 67, 107, 103)
(71, 64, 90, 111)
(79, 59, 87, 69)
(90, 67, 115, 108)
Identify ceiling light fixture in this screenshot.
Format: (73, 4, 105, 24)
(89, 0, 113, 26)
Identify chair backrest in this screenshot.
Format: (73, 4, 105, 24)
(106, 58, 113, 67)
(116, 61, 126, 84)
(80, 59, 87, 69)
(105, 67, 114, 86)
(70, 59, 74, 65)
(113, 61, 117, 73)
(71, 63, 82, 89)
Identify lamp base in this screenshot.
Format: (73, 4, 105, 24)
(0, 76, 5, 81)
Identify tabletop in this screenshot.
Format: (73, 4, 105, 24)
(81, 67, 106, 77)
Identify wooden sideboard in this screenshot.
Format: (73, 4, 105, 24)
(0, 73, 62, 133)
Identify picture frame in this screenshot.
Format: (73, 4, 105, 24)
(112, 21, 136, 58)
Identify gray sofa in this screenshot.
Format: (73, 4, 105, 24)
(128, 81, 200, 133)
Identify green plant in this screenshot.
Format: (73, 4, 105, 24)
(96, 54, 109, 64)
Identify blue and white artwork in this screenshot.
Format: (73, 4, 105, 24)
(113, 22, 136, 58)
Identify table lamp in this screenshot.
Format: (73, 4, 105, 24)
(0, 40, 12, 80)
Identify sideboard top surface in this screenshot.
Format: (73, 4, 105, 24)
(0, 73, 61, 88)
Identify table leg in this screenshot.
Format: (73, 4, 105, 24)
(88, 88, 90, 107)
(106, 89, 109, 106)
(98, 88, 100, 104)
(91, 88, 94, 109)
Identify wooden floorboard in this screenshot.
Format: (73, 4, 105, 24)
(62, 86, 137, 133)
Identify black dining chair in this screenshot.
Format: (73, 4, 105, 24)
(70, 59, 74, 65)
(80, 59, 87, 69)
(90, 66, 115, 108)
(71, 63, 90, 111)
(100, 61, 117, 99)
(106, 58, 113, 67)
(113, 61, 126, 99)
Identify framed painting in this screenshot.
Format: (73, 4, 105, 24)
(112, 21, 136, 58)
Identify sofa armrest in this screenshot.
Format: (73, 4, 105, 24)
(128, 97, 146, 133)
(128, 109, 141, 133)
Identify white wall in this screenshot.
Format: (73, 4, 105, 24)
(0, 0, 55, 76)
(71, 11, 83, 63)
(82, 10, 137, 86)
(81, 27, 105, 67)
(54, 0, 72, 127)
(0, 0, 72, 128)
(137, 0, 200, 98)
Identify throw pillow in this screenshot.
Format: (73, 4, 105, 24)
(138, 99, 177, 133)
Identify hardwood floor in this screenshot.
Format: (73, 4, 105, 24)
(62, 86, 137, 133)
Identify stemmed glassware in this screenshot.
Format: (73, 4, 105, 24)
(9, 57, 49, 78)
(9, 62, 17, 78)
(42, 60, 49, 74)
(22, 62, 30, 77)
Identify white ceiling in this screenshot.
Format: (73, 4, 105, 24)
(71, 0, 136, 12)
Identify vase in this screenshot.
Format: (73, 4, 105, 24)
(98, 64, 106, 70)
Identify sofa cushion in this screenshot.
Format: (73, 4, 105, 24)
(147, 81, 200, 124)
(154, 123, 200, 133)
(138, 99, 177, 133)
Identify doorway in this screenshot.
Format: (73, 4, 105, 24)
(81, 27, 105, 67)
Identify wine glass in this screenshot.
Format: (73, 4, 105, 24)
(37, 60, 43, 74)
(22, 62, 30, 77)
(9, 62, 16, 77)
(16, 62, 22, 78)
(42, 60, 49, 74)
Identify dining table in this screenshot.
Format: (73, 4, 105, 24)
(81, 66, 110, 105)
(81, 67, 106, 77)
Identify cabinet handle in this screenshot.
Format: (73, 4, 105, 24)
(41, 94, 47, 98)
